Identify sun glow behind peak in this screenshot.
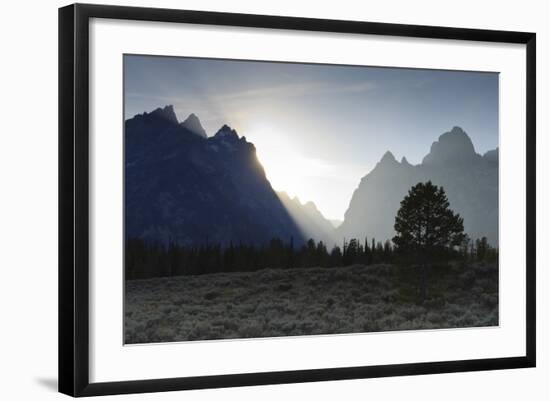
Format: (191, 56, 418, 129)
(247, 123, 361, 221)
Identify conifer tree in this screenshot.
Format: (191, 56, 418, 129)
(393, 181, 465, 300)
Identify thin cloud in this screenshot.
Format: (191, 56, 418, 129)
(212, 80, 376, 103)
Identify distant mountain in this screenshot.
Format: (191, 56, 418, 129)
(180, 113, 207, 138)
(422, 126, 480, 166)
(337, 127, 498, 246)
(277, 192, 337, 247)
(125, 105, 305, 247)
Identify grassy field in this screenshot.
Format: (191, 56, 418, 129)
(125, 263, 498, 344)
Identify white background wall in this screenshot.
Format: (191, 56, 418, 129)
(0, 0, 547, 399)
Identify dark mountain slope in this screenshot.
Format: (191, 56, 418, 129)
(125, 105, 305, 247)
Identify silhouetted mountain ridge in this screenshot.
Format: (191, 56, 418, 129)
(125, 105, 305, 247)
(148, 105, 179, 124)
(277, 192, 337, 246)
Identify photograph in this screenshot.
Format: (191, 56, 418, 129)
(123, 54, 500, 344)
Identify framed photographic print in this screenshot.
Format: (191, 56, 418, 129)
(58, 3, 536, 397)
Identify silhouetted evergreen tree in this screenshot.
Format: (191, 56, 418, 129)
(393, 181, 466, 300)
(329, 246, 343, 267)
(471, 236, 498, 263)
(316, 241, 329, 267)
(363, 237, 372, 265)
(475, 237, 488, 262)
(287, 236, 295, 269)
(343, 238, 359, 265)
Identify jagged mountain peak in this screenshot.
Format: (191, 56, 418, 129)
(278, 192, 313, 210)
(379, 150, 397, 165)
(422, 126, 477, 165)
(181, 113, 207, 138)
(285, 195, 319, 213)
(276, 191, 337, 246)
(401, 156, 411, 166)
(214, 124, 239, 140)
(148, 105, 179, 124)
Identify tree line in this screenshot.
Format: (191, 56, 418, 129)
(125, 234, 497, 280)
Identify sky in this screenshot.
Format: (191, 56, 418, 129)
(124, 55, 499, 221)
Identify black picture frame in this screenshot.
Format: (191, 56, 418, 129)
(59, 3, 536, 397)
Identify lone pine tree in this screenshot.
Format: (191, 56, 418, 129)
(393, 181, 465, 300)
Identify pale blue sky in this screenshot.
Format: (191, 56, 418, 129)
(125, 55, 498, 220)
